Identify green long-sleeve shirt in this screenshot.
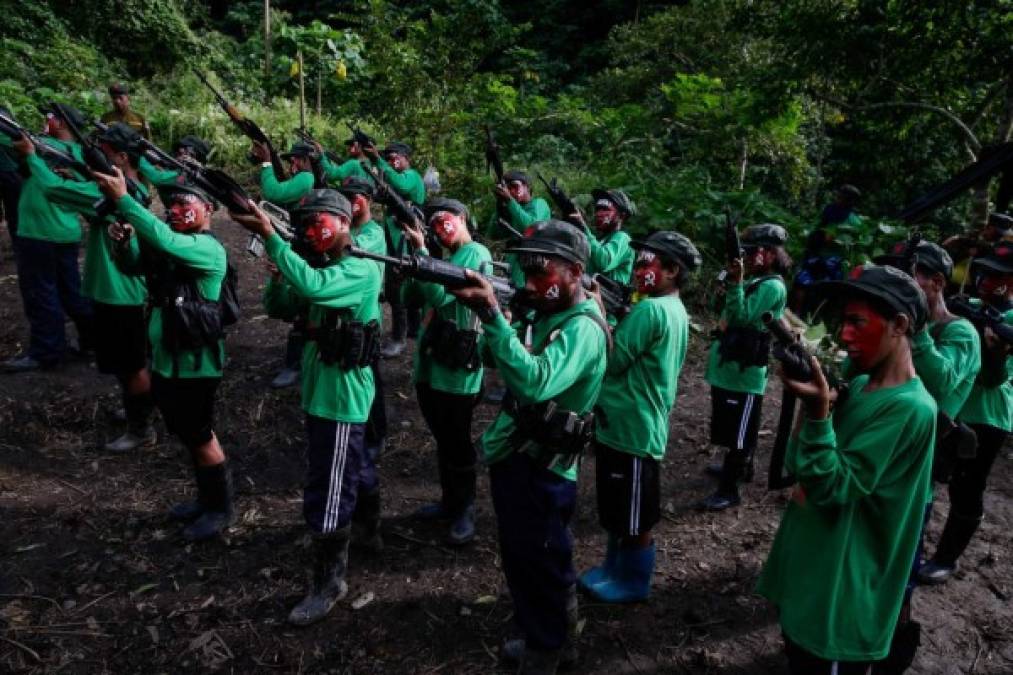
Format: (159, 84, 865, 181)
(372, 158, 425, 254)
(958, 308, 1013, 432)
(705, 276, 786, 395)
(595, 294, 689, 459)
(490, 197, 551, 287)
(406, 241, 492, 395)
(264, 233, 381, 422)
(479, 299, 608, 481)
(138, 156, 180, 187)
(259, 166, 314, 206)
(116, 194, 227, 378)
(27, 154, 147, 305)
(4, 136, 86, 243)
(321, 154, 369, 183)
(911, 318, 980, 418)
(584, 227, 634, 284)
(756, 374, 935, 662)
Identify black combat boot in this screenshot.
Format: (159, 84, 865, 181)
(918, 513, 983, 585)
(352, 489, 383, 554)
(501, 585, 579, 670)
(182, 463, 234, 541)
(288, 527, 351, 626)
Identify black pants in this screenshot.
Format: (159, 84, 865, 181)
(365, 357, 387, 450)
(490, 452, 577, 652)
(385, 271, 420, 341)
(283, 314, 307, 369)
(15, 238, 94, 364)
(416, 383, 478, 516)
(784, 636, 876, 674)
(0, 169, 22, 244)
(948, 423, 1008, 519)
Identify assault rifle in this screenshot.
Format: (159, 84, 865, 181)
(346, 123, 375, 151)
(948, 296, 1013, 346)
(0, 110, 91, 175)
(874, 230, 924, 273)
(716, 208, 743, 284)
(762, 312, 849, 490)
(294, 128, 342, 165)
(361, 161, 425, 230)
(484, 124, 505, 183)
(60, 113, 143, 218)
(194, 70, 286, 181)
(536, 172, 583, 226)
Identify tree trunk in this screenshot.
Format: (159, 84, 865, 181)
(738, 139, 748, 190)
(970, 81, 1013, 229)
(263, 0, 271, 91)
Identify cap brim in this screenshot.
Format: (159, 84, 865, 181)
(811, 279, 917, 322)
(973, 258, 1013, 274)
(506, 242, 582, 265)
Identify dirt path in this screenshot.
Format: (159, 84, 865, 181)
(0, 218, 1010, 673)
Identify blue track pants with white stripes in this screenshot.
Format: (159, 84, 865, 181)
(304, 415, 369, 534)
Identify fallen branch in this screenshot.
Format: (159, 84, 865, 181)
(0, 635, 40, 662)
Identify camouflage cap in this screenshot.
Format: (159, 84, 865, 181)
(338, 176, 375, 200)
(281, 140, 318, 160)
(814, 264, 928, 332)
(507, 219, 589, 266)
(425, 197, 469, 222)
(741, 223, 788, 248)
(173, 135, 211, 164)
(633, 231, 702, 271)
(96, 122, 143, 157)
(158, 174, 217, 210)
(591, 188, 636, 217)
(290, 189, 352, 220)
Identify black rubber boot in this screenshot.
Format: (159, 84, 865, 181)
(871, 619, 921, 675)
(288, 528, 351, 626)
(501, 585, 579, 670)
(352, 489, 383, 554)
(182, 463, 234, 542)
(698, 450, 744, 511)
(918, 513, 982, 584)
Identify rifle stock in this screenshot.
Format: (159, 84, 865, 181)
(535, 172, 583, 226)
(0, 112, 91, 175)
(194, 69, 286, 181)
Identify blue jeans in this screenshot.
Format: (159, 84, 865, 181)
(14, 237, 93, 364)
(490, 452, 577, 651)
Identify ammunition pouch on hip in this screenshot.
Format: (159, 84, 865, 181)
(420, 317, 482, 372)
(504, 394, 595, 468)
(308, 310, 380, 370)
(716, 326, 771, 370)
(932, 412, 978, 483)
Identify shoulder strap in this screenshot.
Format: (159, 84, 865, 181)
(745, 274, 783, 296)
(533, 308, 612, 355)
(929, 315, 959, 342)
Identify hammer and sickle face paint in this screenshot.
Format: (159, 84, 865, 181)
(304, 212, 344, 254)
(507, 180, 529, 203)
(839, 300, 889, 372)
(594, 199, 619, 233)
(977, 273, 1012, 301)
(525, 259, 571, 311)
(634, 250, 664, 294)
(429, 211, 459, 247)
(167, 193, 205, 232)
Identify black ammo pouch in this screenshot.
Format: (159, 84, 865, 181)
(420, 317, 482, 371)
(158, 277, 225, 356)
(932, 411, 978, 483)
(308, 309, 380, 370)
(716, 326, 772, 370)
(504, 393, 595, 468)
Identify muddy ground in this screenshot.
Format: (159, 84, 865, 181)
(0, 218, 1011, 674)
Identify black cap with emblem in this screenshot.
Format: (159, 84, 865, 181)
(507, 219, 589, 266)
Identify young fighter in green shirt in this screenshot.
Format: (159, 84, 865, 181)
(402, 198, 492, 545)
(138, 135, 211, 188)
(570, 188, 635, 285)
(1, 103, 95, 373)
(451, 220, 608, 675)
(700, 224, 789, 510)
(254, 139, 319, 389)
(757, 264, 935, 673)
(233, 190, 382, 626)
(16, 123, 157, 452)
(490, 170, 552, 287)
(363, 140, 426, 358)
(578, 231, 700, 604)
(319, 134, 372, 183)
(94, 167, 233, 543)
(919, 246, 1013, 585)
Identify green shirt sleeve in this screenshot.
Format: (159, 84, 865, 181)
(606, 301, 657, 377)
(789, 403, 923, 507)
(26, 154, 101, 214)
(322, 156, 362, 182)
(264, 233, 371, 308)
(723, 278, 786, 327)
(138, 156, 180, 186)
(115, 194, 223, 272)
(259, 166, 314, 205)
(505, 197, 551, 228)
(482, 311, 602, 404)
(911, 321, 981, 413)
(585, 229, 632, 278)
(374, 159, 425, 203)
(262, 275, 305, 321)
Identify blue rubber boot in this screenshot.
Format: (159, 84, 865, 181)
(587, 541, 655, 603)
(577, 535, 619, 593)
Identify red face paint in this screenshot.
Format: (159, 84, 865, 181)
(167, 194, 206, 233)
(350, 194, 366, 219)
(524, 261, 570, 311)
(839, 300, 888, 372)
(633, 253, 664, 295)
(744, 246, 771, 274)
(43, 114, 59, 136)
(594, 201, 619, 234)
(507, 181, 529, 203)
(304, 212, 343, 254)
(429, 212, 459, 247)
(977, 273, 1012, 301)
